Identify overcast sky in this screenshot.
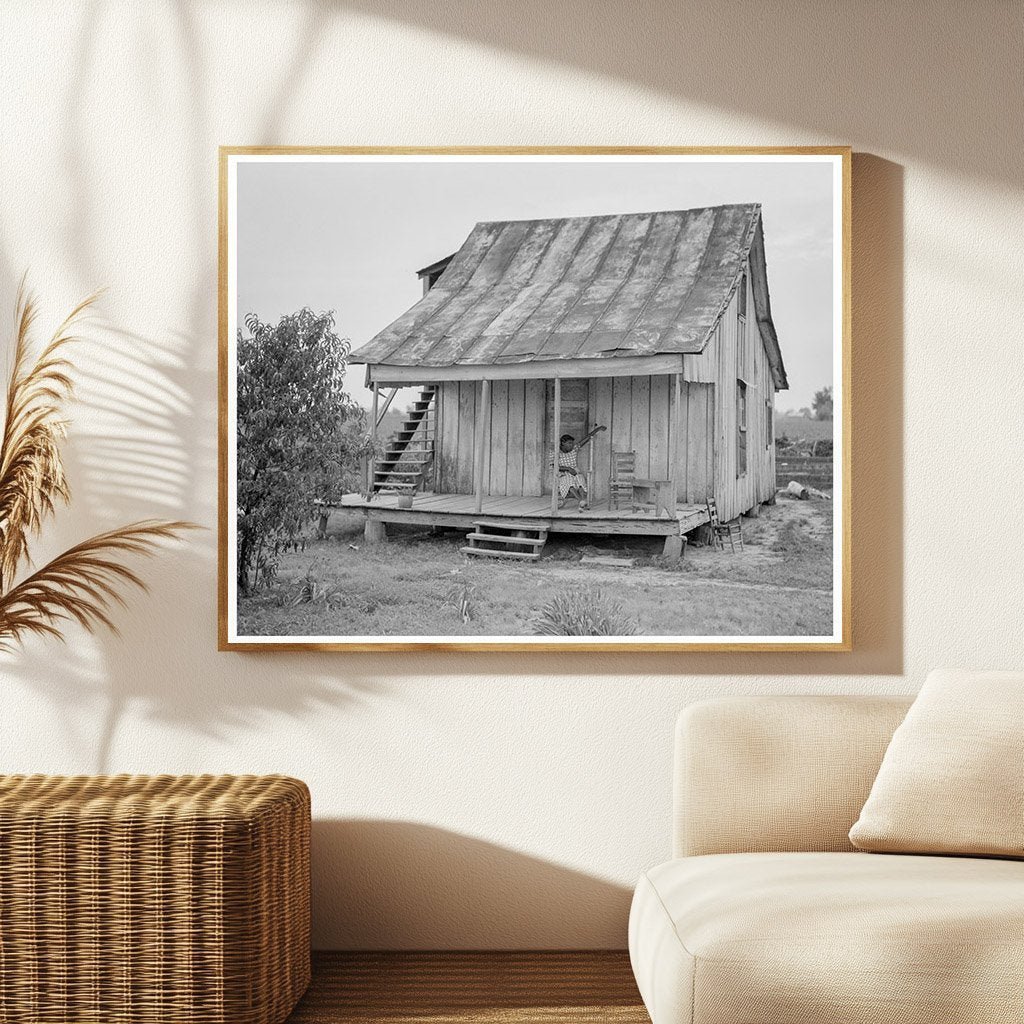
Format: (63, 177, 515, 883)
(236, 156, 836, 413)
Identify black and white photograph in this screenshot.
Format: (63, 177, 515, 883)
(220, 149, 849, 649)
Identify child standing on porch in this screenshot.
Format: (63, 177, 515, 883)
(556, 425, 606, 510)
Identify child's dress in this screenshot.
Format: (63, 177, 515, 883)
(557, 446, 586, 498)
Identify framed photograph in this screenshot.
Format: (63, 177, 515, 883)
(219, 147, 850, 651)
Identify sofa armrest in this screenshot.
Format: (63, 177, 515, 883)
(674, 695, 912, 857)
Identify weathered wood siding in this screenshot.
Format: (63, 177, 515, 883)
(710, 264, 777, 521)
(435, 374, 715, 505)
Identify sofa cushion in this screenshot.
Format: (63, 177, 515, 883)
(629, 852, 1024, 1024)
(849, 669, 1024, 857)
(675, 696, 912, 857)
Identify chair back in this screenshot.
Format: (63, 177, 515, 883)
(612, 450, 636, 479)
(705, 497, 722, 528)
(611, 450, 636, 509)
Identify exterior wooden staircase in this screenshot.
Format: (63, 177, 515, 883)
(461, 519, 549, 561)
(372, 386, 436, 496)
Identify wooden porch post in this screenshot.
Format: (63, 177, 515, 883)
(368, 382, 379, 498)
(587, 415, 594, 505)
(550, 376, 562, 516)
(474, 378, 490, 514)
(364, 382, 386, 544)
(662, 371, 684, 560)
(671, 372, 681, 513)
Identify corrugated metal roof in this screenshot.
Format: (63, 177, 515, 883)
(352, 204, 782, 377)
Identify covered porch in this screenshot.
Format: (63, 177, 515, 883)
(367, 365, 709, 513)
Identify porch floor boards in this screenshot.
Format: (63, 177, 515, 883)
(338, 492, 709, 536)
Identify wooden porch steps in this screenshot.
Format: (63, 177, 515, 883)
(373, 386, 436, 495)
(474, 517, 554, 531)
(460, 547, 541, 561)
(467, 531, 546, 546)
(461, 520, 549, 561)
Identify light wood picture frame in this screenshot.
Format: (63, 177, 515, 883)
(219, 146, 851, 652)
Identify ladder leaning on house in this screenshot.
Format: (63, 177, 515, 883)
(371, 386, 436, 496)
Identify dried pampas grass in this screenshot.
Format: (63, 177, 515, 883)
(0, 279, 195, 650)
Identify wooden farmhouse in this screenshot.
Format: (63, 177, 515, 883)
(345, 203, 787, 559)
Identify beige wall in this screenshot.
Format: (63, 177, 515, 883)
(0, 1, 1021, 949)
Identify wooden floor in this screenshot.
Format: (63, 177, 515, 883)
(286, 952, 649, 1024)
(339, 492, 708, 537)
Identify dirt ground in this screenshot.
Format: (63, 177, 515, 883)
(237, 492, 834, 639)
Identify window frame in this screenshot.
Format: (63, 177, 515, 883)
(736, 378, 748, 478)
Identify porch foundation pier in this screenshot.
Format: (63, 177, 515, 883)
(551, 376, 562, 516)
(662, 533, 684, 561)
(364, 519, 387, 544)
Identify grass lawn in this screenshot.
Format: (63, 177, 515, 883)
(236, 495, 834, 639)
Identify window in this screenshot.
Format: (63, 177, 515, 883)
(737, 380, 747, 477)
(766, 399, 773, 449)
(736, 270, 748, 380)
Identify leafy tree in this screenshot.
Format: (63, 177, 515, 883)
(236, 308, 372, 592)
(812, 386, 834, 421)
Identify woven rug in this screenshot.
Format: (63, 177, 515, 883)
(288, 951, 647, 1023)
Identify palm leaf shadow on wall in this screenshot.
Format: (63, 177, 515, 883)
(0, 278, 196, 650)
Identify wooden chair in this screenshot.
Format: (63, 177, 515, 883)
(610, 450, 636, 510)
(706, 497, 743, 552)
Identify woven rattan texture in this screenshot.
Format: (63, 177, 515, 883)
(0, 774, 310, 1024)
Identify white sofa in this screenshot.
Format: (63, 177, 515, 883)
(628, 695, 1024, 1024)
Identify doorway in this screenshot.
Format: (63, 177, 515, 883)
(543, 379, 590, 495)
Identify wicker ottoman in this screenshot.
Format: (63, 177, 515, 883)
(0, 774, 310, 1024)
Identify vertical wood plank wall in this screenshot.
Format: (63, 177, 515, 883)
(436, 375, 717, 505)
(711, 264, 777, 521)
(522, 380, 545, 495)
